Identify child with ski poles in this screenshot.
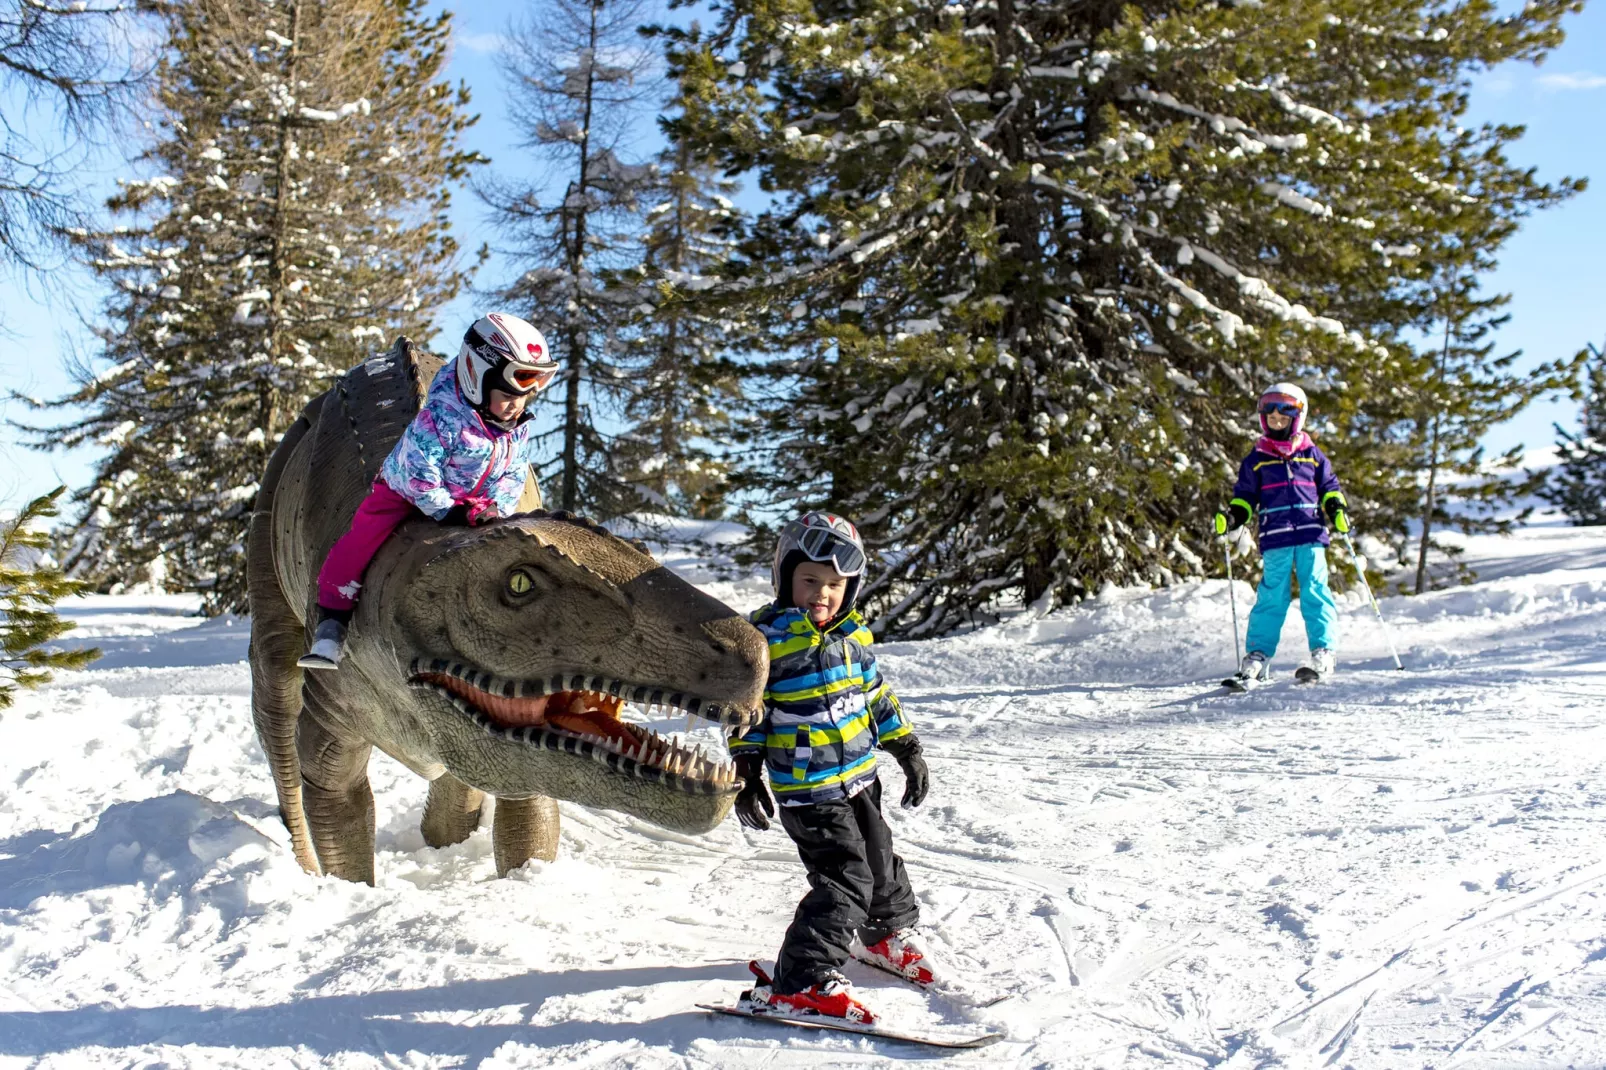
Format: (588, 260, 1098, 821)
(729, 512, 932, 1025)
(1214, 382, 1352, 687)
(299, 312, 558, 668)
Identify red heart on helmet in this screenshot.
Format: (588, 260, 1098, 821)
(528, 343, 542, 356)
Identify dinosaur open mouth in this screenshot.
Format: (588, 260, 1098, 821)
(406, 659, 744, 794)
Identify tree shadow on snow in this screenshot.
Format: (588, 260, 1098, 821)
(0, 964, 770, 1062)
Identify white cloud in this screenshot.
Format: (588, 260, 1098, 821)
(457, 32, 505, 55)
(1536, 71, 1606, 91)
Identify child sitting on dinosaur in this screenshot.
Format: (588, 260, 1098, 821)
(299, 312, 557, 669)
(729, 512, 932, 1025)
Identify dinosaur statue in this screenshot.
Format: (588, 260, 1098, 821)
(248, 338, 767, 883)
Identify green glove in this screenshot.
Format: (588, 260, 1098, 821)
(1332, 508, 1350, 534)
(1214, 502, 1250, 537)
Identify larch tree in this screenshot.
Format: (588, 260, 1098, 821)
(1543, 341, 1606, 527)
(17, 0, 480, 612)
(0, 0, 153, 276)
(666, 0, 1582, 637)
(482, 0, 659, 517)
(613, 136, 747, 518)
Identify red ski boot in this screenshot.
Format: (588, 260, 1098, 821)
(741, 961, 876, 1024)
(855, 929, 935, 986)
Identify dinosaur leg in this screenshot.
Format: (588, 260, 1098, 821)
(296, 687, 376, 885)
(421, 773, 484, 848)
(492, 795, 560, 876)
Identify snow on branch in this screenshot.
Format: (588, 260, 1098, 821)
(1140, 248, 1247, 346)
(1174, 240, 1370, 349)
(1259, 180, 1333, 218)
(298, 99, 371, 123)
(1124, 87, 1308, 151)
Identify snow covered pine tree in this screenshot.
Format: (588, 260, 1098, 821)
(19, 0, 479, 612)
(612, 136, 748, 518)
(666, 0, 1582, 637)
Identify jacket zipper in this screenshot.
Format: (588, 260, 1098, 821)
(466, 422, 504, 500)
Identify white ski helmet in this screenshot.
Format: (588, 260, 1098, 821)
(455, 312, 558, 409)
(772, 512, 867, 613)
(1258, 381, 1308, 438)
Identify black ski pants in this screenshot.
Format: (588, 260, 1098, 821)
(773, 777, 920, 994)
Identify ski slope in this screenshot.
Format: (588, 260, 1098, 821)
(2, 520, 1605, 1068)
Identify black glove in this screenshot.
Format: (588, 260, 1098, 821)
(733, 752, 775, 830)
(441, 504, 470, 526)
(1322, 495, 1351, 534)
(881, 735, 929, 808)
(1213, 501, 1251, 536)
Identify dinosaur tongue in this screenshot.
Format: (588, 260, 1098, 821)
(546, 693, 633, 744)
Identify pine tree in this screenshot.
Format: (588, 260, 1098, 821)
(482, 0, 659, 517)
(613, 137, 747, 518)
(1402, 266, 1578, 593)
(1, 487, 99, 711)
(17, 0, 480, 612)
(1543, 341, 1606, 527)
(666, 0, 1583, 637)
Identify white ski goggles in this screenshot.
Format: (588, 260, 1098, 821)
(794, 525, 866, 577)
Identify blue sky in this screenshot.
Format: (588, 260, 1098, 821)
(1, 1, 1602, 508)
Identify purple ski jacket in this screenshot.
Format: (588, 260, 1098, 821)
(378, 361, 539, 521)
(1230, 434, 1345, 552)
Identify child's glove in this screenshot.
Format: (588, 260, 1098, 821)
(881, 735, 928, 808)
(1322, 496, 1351, 534)
(732, 752, 775, 830)
(1212, 502, 1250, 537)
(442, 499, 500, 526)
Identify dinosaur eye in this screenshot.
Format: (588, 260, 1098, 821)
(508, 568, 537, 596)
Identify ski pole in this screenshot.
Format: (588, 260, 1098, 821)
(1222, 535, 1243, 668)
(1339, 531, 1403, 671)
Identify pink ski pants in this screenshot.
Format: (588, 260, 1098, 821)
(315, 480, 419, 611)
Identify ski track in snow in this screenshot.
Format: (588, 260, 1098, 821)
(2, 522, 1605, 1068)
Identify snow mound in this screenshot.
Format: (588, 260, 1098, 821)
(0, 791, 276, 911)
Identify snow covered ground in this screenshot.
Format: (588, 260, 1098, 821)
(3, 519, 1605, 1068)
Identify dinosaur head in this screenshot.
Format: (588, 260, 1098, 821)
(355, 512, 767, 834)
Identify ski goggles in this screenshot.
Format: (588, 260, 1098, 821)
(1258, 400, 1303, 417)
(499, 361, 559, 396)
(795, 526, 866, 577)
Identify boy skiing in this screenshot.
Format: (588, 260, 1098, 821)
(1215, 382, 1352, 686)
(730, 512, 931, 1025)
(299, 312, 557, 668)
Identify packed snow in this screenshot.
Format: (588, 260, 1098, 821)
(2, 518, 1605, 1068)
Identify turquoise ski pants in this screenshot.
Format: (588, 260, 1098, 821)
(1245, 544, 1338, 658)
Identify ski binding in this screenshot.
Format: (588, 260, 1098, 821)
(698, 1002, 1003, 1049)
(849, 948, 1015, 1008)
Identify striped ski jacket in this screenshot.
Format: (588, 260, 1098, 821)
(729, 604, 913, 806)
(1231, 436, 1346, 552)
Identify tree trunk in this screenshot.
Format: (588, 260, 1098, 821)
(262, 0, 303, 445)
(1415, 311, 1453, 594)
(559, 1, 602, 511)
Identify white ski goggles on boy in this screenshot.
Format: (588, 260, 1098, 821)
(782, 516, 867, 577)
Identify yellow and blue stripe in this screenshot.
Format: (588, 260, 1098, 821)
(730, 605, 912, 805)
